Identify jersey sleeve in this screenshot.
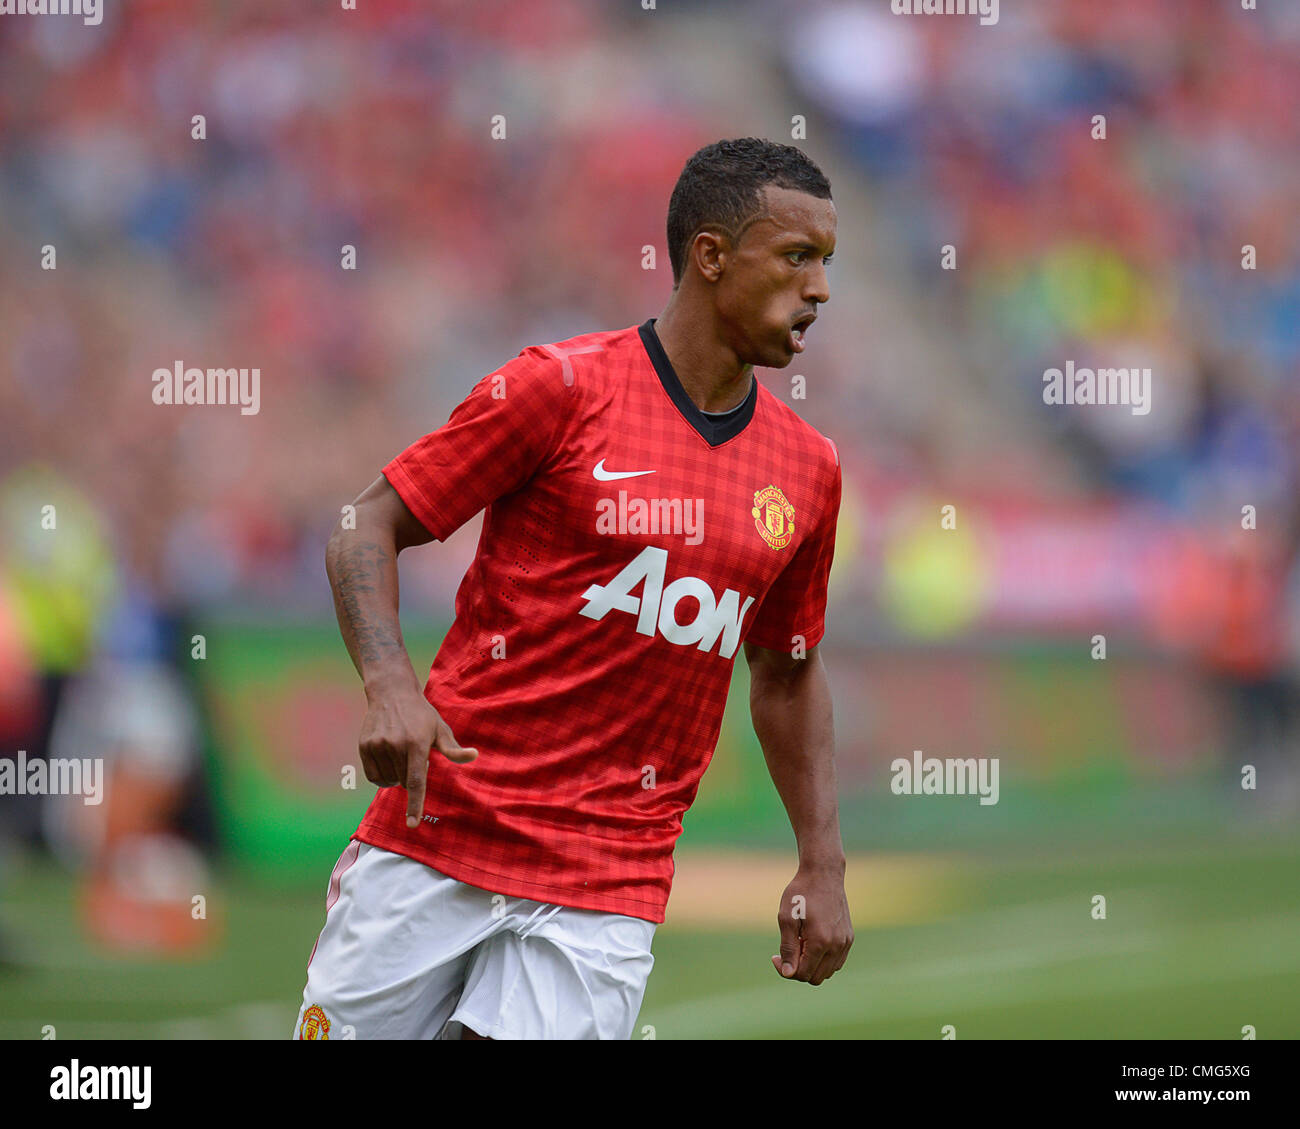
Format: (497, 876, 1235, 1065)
(382, 349, 568, 542)
(744, 452, 842, 652)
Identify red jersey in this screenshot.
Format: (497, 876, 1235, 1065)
(354, 319, 842, 922)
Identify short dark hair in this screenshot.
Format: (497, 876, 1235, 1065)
(666, 138, 832, 287)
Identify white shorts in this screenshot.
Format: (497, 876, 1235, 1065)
(293, 841, 656, 1040)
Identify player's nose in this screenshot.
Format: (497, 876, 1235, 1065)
(804, 267, 830, 306)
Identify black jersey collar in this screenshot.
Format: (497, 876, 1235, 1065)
(638, 318, 757, 447)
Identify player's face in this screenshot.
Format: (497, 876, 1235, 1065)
(718, 185, 836, 368)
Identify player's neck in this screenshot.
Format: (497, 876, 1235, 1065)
(654, 298, 754, 415)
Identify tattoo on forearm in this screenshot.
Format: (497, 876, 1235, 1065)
(333, 540, 407, 666)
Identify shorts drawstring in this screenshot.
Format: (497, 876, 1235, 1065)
(516, 902, 565, 938)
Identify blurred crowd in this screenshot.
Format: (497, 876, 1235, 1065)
(2, 0, 1299, 885)
(778, 0, 1300, 791)
(784, 0, 1300, 520)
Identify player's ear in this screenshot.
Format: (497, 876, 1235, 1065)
(691, 228, 729, 283)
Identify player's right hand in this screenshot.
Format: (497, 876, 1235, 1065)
(357, 686, 478, 828)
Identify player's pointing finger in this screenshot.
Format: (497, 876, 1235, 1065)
(404, 744, 429, 829)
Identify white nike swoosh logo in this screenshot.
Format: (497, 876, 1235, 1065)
(593, 459, 656, 481)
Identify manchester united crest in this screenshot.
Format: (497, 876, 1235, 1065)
(752, 485, 795, 549)
(299, 1004, 331, 1040)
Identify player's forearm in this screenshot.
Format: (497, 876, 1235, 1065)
(325, 525, 421, 697)
(749, 653, 845, 872)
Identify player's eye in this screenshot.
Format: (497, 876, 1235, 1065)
(787, 250, 833, 266)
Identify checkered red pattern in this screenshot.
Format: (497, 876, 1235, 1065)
(355, 321, 841, 922)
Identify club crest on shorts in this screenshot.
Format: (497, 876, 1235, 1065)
(298, 1004, 331, 1040)
(752, 485, 795, 549)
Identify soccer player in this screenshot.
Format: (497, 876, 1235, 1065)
(294, 137, 851, 1040)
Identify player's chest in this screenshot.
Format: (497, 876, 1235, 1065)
(528, 400, 811, 600)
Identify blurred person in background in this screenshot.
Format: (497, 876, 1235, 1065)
(0, 462, 214, 959)
(0, 466, 114, 962)
(1196, 519, 1298, 817)
(43, 581, 214, 955)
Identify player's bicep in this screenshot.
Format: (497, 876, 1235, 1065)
(348, 474, 434, 553)
(745, 640, 820, 682)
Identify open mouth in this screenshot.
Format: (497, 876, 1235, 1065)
(789, 313, 817, 353)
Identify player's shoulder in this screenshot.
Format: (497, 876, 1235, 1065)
(475, 324, 638, 438)
(755, 380, 840, 473)
(506, 323, 641, 385)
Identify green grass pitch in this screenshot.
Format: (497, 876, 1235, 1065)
(1, 831, 1297, 1039)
